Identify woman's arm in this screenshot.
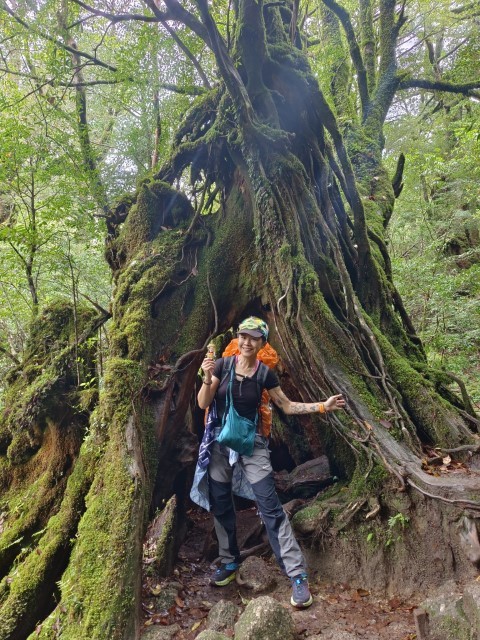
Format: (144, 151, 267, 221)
(197, 357, 220, 409)
(268, 386, 345, 415)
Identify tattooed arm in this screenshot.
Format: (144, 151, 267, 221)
(268, 387, 345, 415)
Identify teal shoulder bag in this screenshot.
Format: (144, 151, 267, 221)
(217, 366, 258, 456)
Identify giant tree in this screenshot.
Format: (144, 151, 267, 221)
(0, 1, 479, 638)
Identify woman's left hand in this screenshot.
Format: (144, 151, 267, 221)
(324, 394, 345, 412)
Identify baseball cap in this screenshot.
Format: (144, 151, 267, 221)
(237, 316, 269, 341)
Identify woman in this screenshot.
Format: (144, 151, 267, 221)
(197, 316, 345, 608)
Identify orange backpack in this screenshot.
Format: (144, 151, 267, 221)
(221, 339, 279, 437)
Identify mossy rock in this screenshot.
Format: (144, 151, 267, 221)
(234, 595, 297, 640)
(195, 631, 230, 640)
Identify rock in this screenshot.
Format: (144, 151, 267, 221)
(207, 599, 240, 631)
(414, 608, 430, 640)
(236, 556, 277, 593)
(195, 631, 230, 640)
(274, 456, 332, 501)
(462, 580, 480, 636)
(144, 495, 184, 577)
(458, 516, 480, 566)
(234, 595, 296, 640)
(142, 623, 180, 639)
(151, 582, 180, 611)
(420, 580, 471, 640)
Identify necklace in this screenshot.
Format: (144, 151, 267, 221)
(235, 356, 259, 378)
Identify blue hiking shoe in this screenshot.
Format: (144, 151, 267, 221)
(210, 562, 238, 586)
(290, 574, 313, 608)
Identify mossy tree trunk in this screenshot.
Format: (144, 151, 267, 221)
(0, 1, 479, 639)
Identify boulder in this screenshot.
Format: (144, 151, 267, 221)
(236, 556, 277, 593)
(234, 595, 297, 640)
(142, 624, 180, 639)
(420, 580, 471, 640)
(462, 580, 480, 637)
(195, 631, 230, 640)
(274, 457, 332, 501)
(206, 599, 240, 632)
(149, 581, 182, 612)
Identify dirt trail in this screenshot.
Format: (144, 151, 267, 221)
(141, 507, 418, 639)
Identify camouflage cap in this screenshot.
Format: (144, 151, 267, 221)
(237, 316, 269, 341)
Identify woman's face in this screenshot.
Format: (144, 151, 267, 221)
(237, 332, 263, 358)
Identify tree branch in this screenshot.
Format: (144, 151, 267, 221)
(0, 66, 119, 87)
(57, 7, 109, 213)
(161, 21, 211, 89)
(391, 152, 405, 199)
(70, 0, 163, 22)
(378, 0, 397, 79)
(143, 0, 210, 45)
(191, 0, 256, 128)
(0, 344, 20, 365)
(320, 0, 369, 117)
(0, 1, 117, 73)
(359, 0, 376, 95)
(398, 78, 480, 97)
(159, 82, 207, 95)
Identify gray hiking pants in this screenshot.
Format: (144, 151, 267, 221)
(208, 435, 307, 578)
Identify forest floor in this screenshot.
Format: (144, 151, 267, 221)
(140, 506, 419, 639)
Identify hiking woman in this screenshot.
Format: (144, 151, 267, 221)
(196, 316, 345, 608)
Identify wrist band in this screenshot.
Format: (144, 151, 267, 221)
(318, 402, 325, 414)
(203, 380, 212, 386)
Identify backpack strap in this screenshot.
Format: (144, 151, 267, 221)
(255, 362, 269, 402)
(219, 355, 235, 388)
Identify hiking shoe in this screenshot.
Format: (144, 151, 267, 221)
(210, 562, 238, 586)
(290, 574, 313, 608)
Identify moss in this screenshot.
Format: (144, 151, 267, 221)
(291, 501, 324, 532)
(116, 180, 194, 263)
(23, 303, 92, 361)
(153, 495, 178, 577)
(24, 354, 155, 638)
(369, 323, 469, 446)
(0, 447, 96, 639)
(1, 303, 98, 462)
(349, 463, 389, 499)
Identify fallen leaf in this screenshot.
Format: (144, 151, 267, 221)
(150, 585, 162, 596)
(442, 455, 452, 465)
(175, 596, 184, 608)
(388, 596, 403, 609)
(357, 588, 370, 597)
(191, 620, 202, 632)
(326, 596, 339, 604)
(201, 600, 213, 608)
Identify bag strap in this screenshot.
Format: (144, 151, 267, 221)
(219, 355, 235, 388)
(221, 363, 235, 427)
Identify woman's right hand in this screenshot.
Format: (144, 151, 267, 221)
(198, 357, 218, 409)
(201, 357, 215, 382)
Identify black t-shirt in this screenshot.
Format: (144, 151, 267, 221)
(213, 357, 279, 422)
